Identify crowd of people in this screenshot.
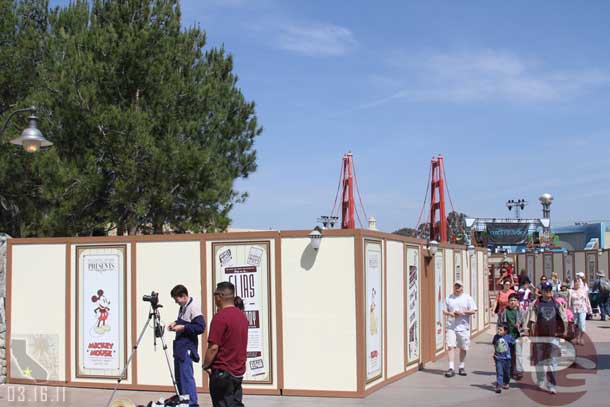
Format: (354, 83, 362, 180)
(489, 260, 610, 395)
(443, 259, 609, 397)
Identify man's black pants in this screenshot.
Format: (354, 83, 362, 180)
(209, 369, 244, 407)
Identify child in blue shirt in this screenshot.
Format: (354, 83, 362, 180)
(492, 323, 516, 394)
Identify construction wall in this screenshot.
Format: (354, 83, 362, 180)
(507, 250, 610, 285)
(6, 230, 489, 398)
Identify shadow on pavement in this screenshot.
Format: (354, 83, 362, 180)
(470, 370, 495, 376)
(469, 384, 496, 393)
(420, 368, 446, 376)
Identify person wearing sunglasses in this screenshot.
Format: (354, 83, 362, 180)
(203, 281, 248, 407)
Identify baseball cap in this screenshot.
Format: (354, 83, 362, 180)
(541, 281, 553, 290)
(454, 280, 464, 287)
(577, 272, 585, 278)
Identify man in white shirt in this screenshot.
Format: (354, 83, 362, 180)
(443, 280, 477, 377)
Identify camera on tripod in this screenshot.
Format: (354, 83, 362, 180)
(107, 290, 189, 407)
(142, 291, 161, 308)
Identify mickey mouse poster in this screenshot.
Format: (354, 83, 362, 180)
(78, 246, 125, 378)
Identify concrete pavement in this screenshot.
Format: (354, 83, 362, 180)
(1, 320, 609, 407)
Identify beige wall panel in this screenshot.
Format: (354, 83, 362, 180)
(281, 237, 357, 391)
(575, 252, 586, 278)
(136, 241, 201, 386)
(385, 240, 404, 378)
(11, 244, 67, 381)
(553, 253, 564, 281)
(478, 252, 486, 330)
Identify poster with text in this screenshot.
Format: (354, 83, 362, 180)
(77, 246, 126, 378)
(526, 255, 535, 282)
(565, 255, 574, 283)
(483, 254, 490, 325)
(543, 255, 553, 277)
(435, 252, 444, 351)
(470, 254, 478, 331)
(365, 241, 383, 382)
(586, 253, 597, 285)
(454, 252, 462, 282)
(406, 247, 419, 365)
(215, 243, 271, 382)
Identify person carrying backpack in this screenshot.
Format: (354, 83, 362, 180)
(523, 281, 568, 394)
(592, 271, 610, 321)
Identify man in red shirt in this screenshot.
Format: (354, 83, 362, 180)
(203, 281, 248, 407)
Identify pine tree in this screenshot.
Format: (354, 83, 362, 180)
(0, 0, 261, 236)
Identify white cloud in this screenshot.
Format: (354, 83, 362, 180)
(275, 23, 357, 57)
(361, 49, 610, 107)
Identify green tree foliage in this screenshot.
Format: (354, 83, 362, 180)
(0, 0, 261, 236)
(394, 210, 467, 242)
(392, 227, 418, 238)
(446, 211, 467, 243)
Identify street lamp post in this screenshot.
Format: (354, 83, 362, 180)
(0, 106, 53, 152)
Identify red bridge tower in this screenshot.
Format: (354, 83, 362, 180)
(430, 155, 448, 243)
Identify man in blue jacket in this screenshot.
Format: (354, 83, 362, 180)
(169, 284, 206, 407)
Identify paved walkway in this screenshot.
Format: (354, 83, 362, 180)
(2, 320, 609, 407)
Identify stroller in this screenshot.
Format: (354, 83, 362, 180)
(588, 292, 601, 320)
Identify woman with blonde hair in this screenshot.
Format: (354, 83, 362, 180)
(569, 279, 592, 345)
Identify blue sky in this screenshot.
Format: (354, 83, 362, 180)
(51, 1, 610, 231)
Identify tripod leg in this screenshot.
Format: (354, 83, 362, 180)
(159, 333, 182, 397)
(105, 312, 154, 407)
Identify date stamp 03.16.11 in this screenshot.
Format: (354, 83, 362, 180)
(1, 384, 68, 407)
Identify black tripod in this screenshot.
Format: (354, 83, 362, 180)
(105, 303, 182, 407)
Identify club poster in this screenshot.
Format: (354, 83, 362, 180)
(406, 246, 419, 365)
(77, 245, 126, 378)
(434, 252, 444, 351)
(365, 241, 383, 382)
(214, 242, 271, 382)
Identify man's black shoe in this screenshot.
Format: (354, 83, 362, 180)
(445, 368, 455, 377)
(458, 368, 467, 376)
